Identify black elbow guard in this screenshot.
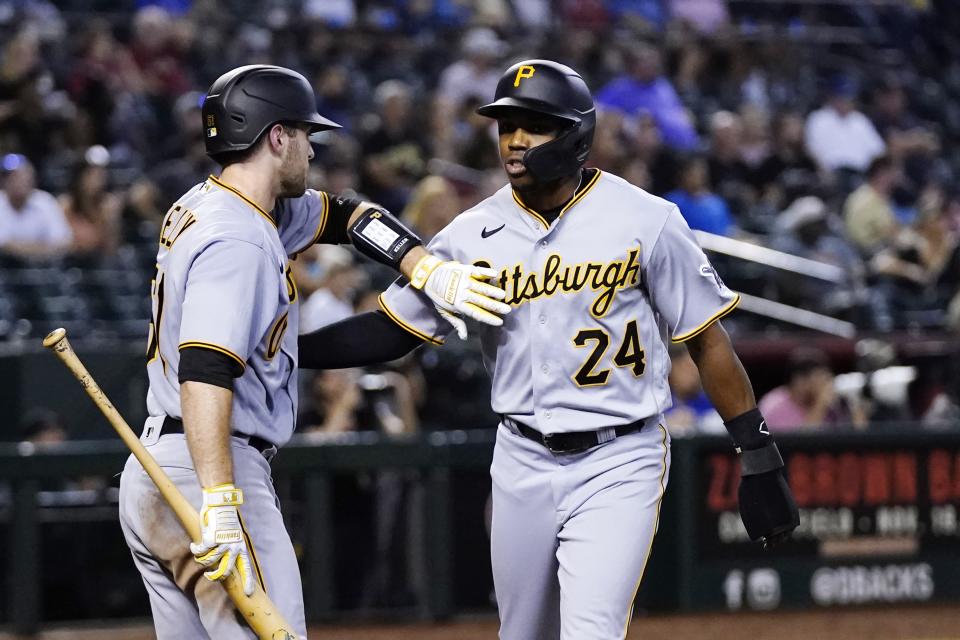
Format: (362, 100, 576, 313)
(348, 206, 422, 269)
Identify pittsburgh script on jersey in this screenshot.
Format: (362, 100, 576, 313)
(497, 248, 642, 317)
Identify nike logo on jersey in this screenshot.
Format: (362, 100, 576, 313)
(759, 420, 769, 435)
(481, 224, 506, 238)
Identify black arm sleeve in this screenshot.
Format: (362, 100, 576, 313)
(298, 310, 425, 369)
(315, 193, 362, 245)
(179, 346, 244, 390)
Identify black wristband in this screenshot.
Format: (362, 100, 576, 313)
(723, 407, 772, 451)
(348, 206, 422, 268)
(740, 444, 784, 476)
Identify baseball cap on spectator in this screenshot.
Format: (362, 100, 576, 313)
(778, 195, 827, 232)
(462, 27, 506, 58)
(84, 144, 110, 167)
(827, 73, 859, 98)
(2, 153, 28, 172)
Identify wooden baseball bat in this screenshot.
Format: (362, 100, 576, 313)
(42, 328, 297, 640)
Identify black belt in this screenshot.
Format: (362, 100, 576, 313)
(504, 416, 645, 454)
(161, 416, 276, 457)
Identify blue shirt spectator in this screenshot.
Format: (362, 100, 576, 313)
(665, 156, 734, 235)
(596, 44, 700, 150)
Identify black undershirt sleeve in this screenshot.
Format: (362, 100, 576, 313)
(179, 346, 244, 390)
(299, 310, 425, 369)
(315, 193, 361, 245)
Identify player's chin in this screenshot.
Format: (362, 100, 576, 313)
(505, 170, 534, 190)
(279, 177, 308, 198)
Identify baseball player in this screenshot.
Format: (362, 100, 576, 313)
(117, 65, 510, 640)
(297, 60, 800, 639)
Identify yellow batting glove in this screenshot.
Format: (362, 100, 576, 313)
(190, 483, 256, 597)
(409, 255, 511, 339)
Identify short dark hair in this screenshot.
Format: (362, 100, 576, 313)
(19, 408, 66, 441)
(213, 122, 301, 168)
(866, 155, 894, 180)
(786, 347, 831, 381)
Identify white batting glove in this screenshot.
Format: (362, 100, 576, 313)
(190, 483, 256, 597)
(408, 255, 511, 339)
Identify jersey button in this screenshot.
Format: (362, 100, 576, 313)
(545, 410, 552, 419)
(541, 364, 549, 374)
(538, 315, 546, 325)
(539, 240, 548, 248)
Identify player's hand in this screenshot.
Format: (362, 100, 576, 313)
(738, 468, 800, 550)
(408, 255, 511, 339)
(190, 483, 256, 596)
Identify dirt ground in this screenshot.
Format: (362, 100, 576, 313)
(4, 605, 960, 640)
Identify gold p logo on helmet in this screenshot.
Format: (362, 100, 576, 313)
(514, 65, 536, 87)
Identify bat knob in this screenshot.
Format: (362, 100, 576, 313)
(42, 328, 67, 349)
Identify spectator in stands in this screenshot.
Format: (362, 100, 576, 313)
(120, 177, 163, 245)
(775, 195, 862, 270)
(628, 111, 681, 195)
(0, 154, 72, 259)
(59, 147, 122, 257)
(18, 408, 68, 445)
(665, 155, 734, 235)
(706, 110, 751, 215)
(313, 64, 358, 133)
(129, 6, 191, 100)
(664, 345, 723, 436)
(402, 175, 461, 243)
(771, 196, 865, 313)
(300, 246, 366, 334)
(869, 75, 939, 187)
(670, 0, 731, 34)
(759, 347, 859, 431)
(455, 96, 501, 171)
(66, 19, 141, 146)
(804, 74, 886, 175)
(0, 28, 59, 167)
(298, 369, 363, 436)
(150, 127, 217, 205)
(752, 111, 818, 210)
(910, 187, 960, 300)
(359, 79, 429, 213)
(843, 155, 900, 255)
(437, 28, 506, 111)
(596, 43, 700, 151)
(585, 109, 629, 173)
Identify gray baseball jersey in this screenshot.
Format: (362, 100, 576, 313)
(381, 168, 737, 639)
(145, 175, 331, 447)
(381, 169, 739, 431)
(123, 175, 335, 639)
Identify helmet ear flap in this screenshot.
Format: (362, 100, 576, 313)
(522, 120, 593, 182)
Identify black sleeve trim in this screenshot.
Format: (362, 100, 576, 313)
(179, 346, 244, 390)
(299, 311, 425, 369)
(317, 193, 362, 245)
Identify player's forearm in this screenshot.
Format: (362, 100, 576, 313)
(299, 311, 424, 369)
(400, 246, 428, 279)
(181, 381, 235, 488)
(684, 322, 756, 421)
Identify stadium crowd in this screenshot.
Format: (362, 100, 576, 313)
(2, 0, 960, 434)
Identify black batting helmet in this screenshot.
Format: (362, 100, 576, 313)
(201, 65, 340, 160)
(477, 59, 595, 182)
